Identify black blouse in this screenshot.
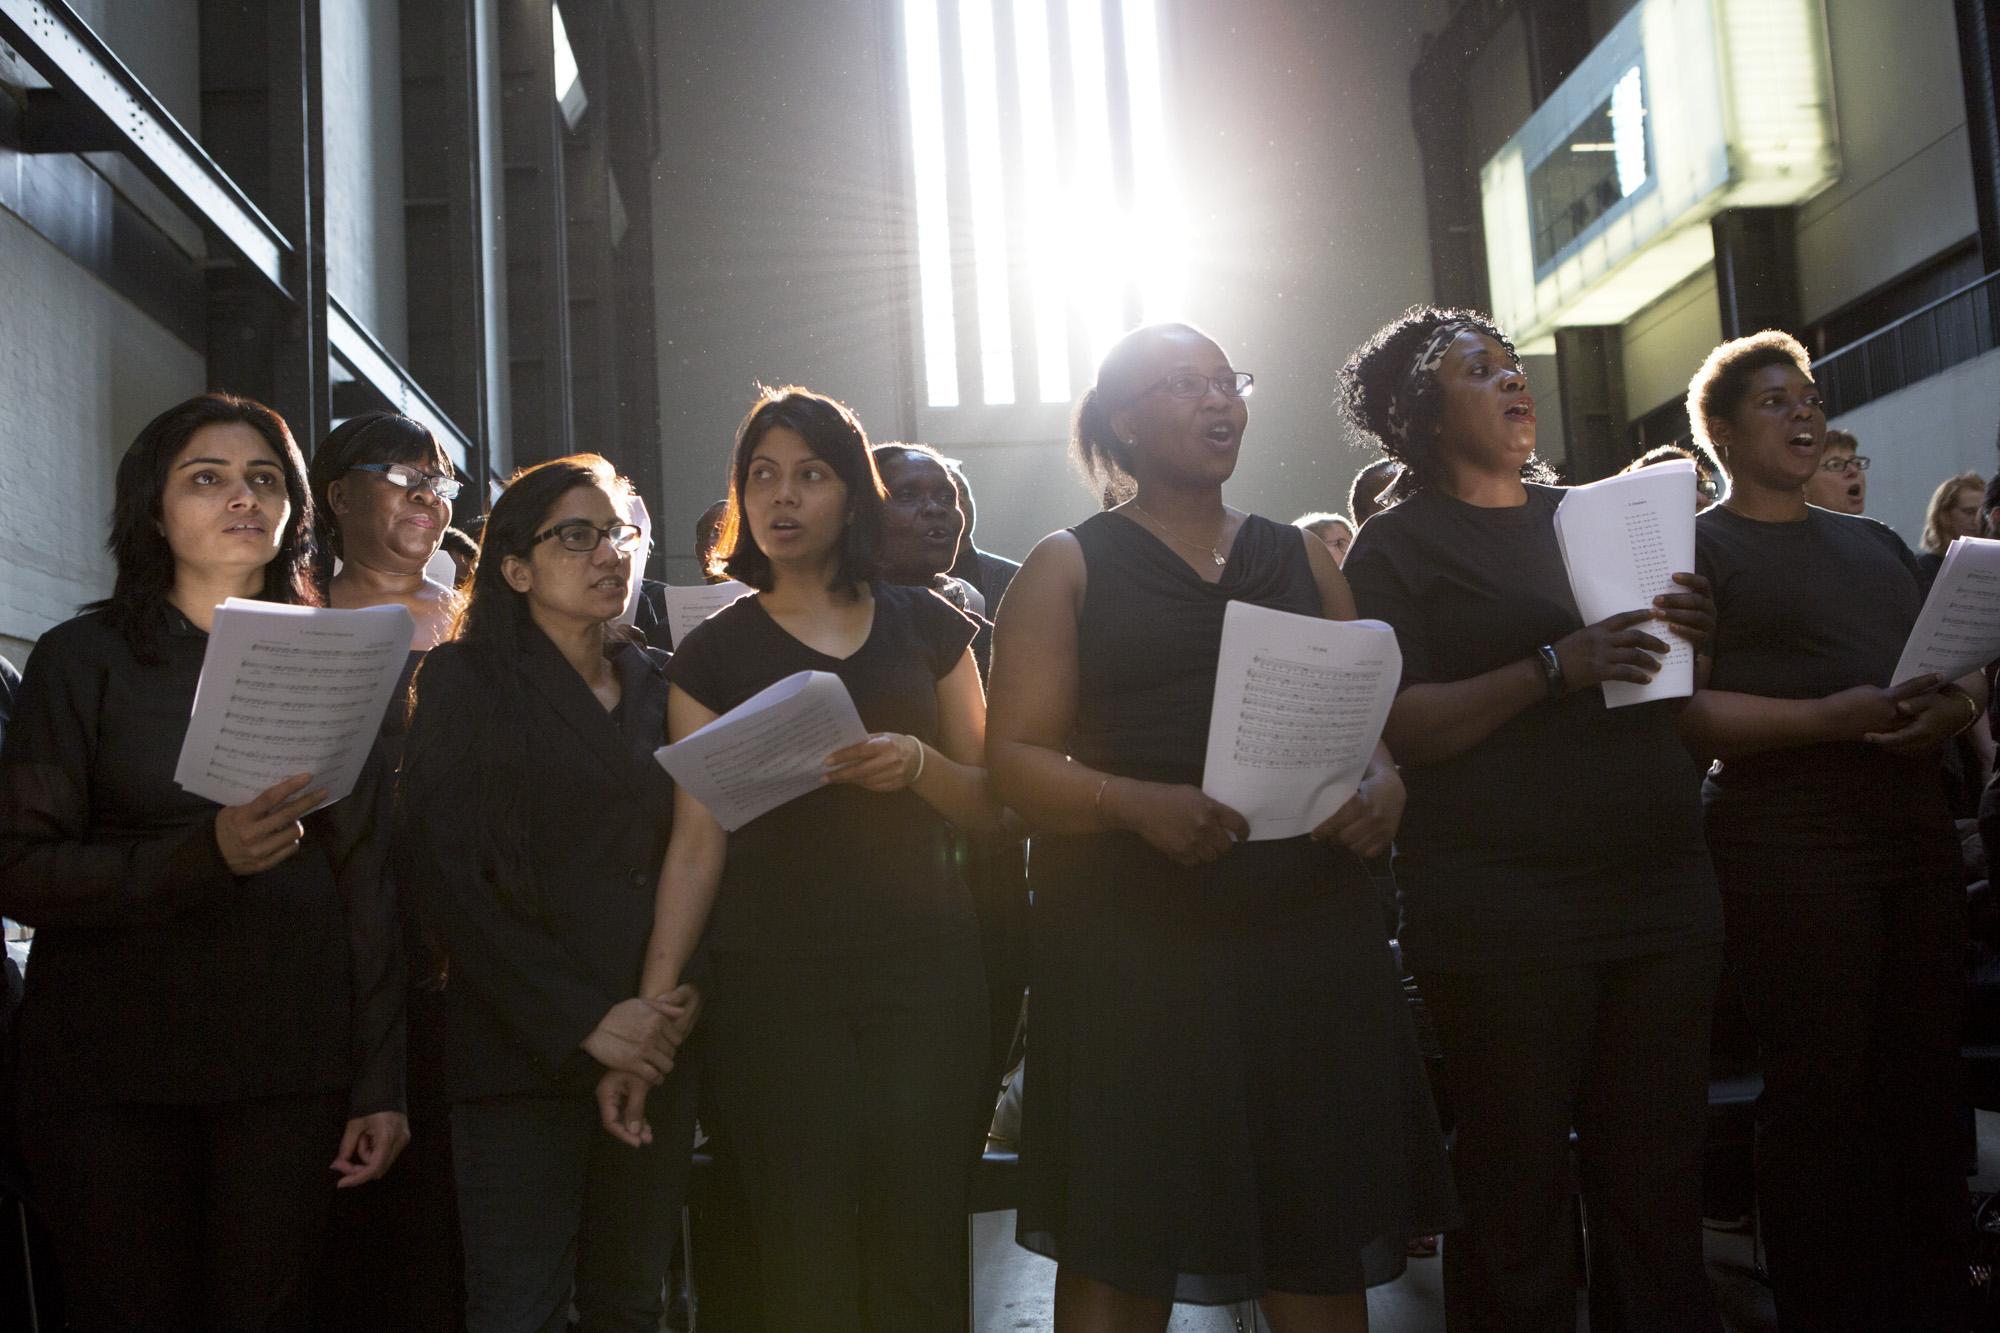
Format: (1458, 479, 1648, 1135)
(667, 581, 980, 957)
(399, 630, 677, 1100)
(0, 605, 403, 1115)
(1345, 485, 1719, 973)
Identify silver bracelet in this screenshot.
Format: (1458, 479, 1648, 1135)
(909, 737, 927, 785)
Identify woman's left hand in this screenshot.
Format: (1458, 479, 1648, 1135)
(1865, 687, 1976, 753)
(1654, 572, 1716, 656)
(595, 1070, 655, 1149)
(824, 733, 923, 792)
(1311, 766, 1406, 860)
(331, 1110, 411, 1188)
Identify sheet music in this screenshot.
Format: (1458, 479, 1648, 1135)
(1201, 601, 1402, 842)
(1552, 459, 1697, 708)
(173, 599, 414, 808)
(654, 670, 869, 831)
(660, 580, 752, 647)
(1891, 535, 2000, 685)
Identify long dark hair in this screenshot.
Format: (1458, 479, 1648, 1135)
(712, 386, 884, 591)
(307, 411, 456, 594)
(1070, 322, 1208, 506)
(92, 392, 319, 661)
(406, 454, 633, 921)
(1339, 305, 1554, 502)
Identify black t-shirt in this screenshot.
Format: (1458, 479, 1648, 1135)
(1344, 484, 1719, 973)
(667, 581, 980, 955)
(1695, 504, 1952, 869)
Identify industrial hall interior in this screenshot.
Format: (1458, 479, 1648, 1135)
(3, 1, 2000, 1332)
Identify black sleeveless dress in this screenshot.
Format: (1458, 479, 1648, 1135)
(1016, 511, 1457, 1303)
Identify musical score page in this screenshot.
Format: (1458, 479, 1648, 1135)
(1891, 535, 2000, 685)
(173, 598, 414, 808)
(1201, 601, 1402, 842)
(661, 580, 753, 648)
(1552, 459, 1697, 708)
(654, 669, 868, 831)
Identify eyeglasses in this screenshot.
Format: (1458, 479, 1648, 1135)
(527, 519, 645, 554)
(1135, 371, 1255, 402)
(1817, 455, 1871, 473)
(350, 462, 463, 503)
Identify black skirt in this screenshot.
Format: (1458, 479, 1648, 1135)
(1017, 831, 1458, 1303)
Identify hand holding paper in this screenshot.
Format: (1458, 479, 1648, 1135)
(1552, 460, 1698, 707)
(654, 670, 869, 831)
(173, 599, 414, 809)
(1200, 601, 1402, 842)
(1890, 536, 2000, 686)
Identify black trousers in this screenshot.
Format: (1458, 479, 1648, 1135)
(1417, 946, 1723, 1333)
(21, 1090, 348, 1332)
(452, 1068, 698, 1333)
(1716, 852, 1970, 1332)
(318, 986, 464, 1332)
(705, 936, 988, 1333)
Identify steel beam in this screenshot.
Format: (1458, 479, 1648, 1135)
(329, 297, 473, 472)
(0, 0, 291, 292)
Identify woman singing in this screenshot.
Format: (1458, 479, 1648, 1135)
(399, 455, 698, 1333)
(1340, 306, 1723, 1332)
(989, 323, 1454, 1332)
(626, 387, 996, 1331)
(1681, 331, 1988, 1331)
(0, 393, 406, 1329)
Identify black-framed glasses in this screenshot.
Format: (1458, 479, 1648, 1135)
(527, 519, 644, 554)
(1136, 370, 1255, 401)
(349, 462, 463, 502)
(1818, 454, 1871, 472)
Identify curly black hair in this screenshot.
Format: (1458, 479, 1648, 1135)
(1338, 304, 1552, 501)
(1683, 329, 1812, 460)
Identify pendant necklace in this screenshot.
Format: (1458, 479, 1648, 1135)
(1128, 501, 1228, 567)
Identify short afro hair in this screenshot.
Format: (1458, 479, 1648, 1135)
(1684, 330, 1813, 457)
(1338, 305, 1550, 500)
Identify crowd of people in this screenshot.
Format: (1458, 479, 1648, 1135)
(0, 304, 1995, 1333)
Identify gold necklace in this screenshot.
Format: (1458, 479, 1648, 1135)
(1128, 501, 1228, 567)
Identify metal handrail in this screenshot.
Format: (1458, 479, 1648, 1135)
(1817, 268, 2000, 417)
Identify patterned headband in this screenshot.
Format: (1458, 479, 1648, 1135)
(1384, 319, 1481, 447)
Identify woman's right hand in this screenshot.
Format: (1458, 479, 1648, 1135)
(1816, 676, 1943, 740)
(1552, 610, 1672, 693)
(581, 995, 690, 1084)
(1105, 779, 1249, 866)
(214, 773, 329, 876)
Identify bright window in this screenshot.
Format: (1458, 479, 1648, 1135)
(901, 0, 1183, 412)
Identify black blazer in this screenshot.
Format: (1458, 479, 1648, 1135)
(0, 606, 403, 1117)
(398, 628, 675, 1101)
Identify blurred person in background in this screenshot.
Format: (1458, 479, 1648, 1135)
(1803, 428, 1866, 514)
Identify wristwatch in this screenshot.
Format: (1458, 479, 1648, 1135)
(1535, 644, 1565, 700)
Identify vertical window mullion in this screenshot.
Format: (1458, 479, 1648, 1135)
(961, 0, 1016, 405)
(904, 0, 961, 408)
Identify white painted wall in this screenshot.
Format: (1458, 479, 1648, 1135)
(1829, 347, 2000, 547)
(0, 209, 206, 661)
(1622, 269, 1720, 418)
(1797, 0, 1977, 324)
